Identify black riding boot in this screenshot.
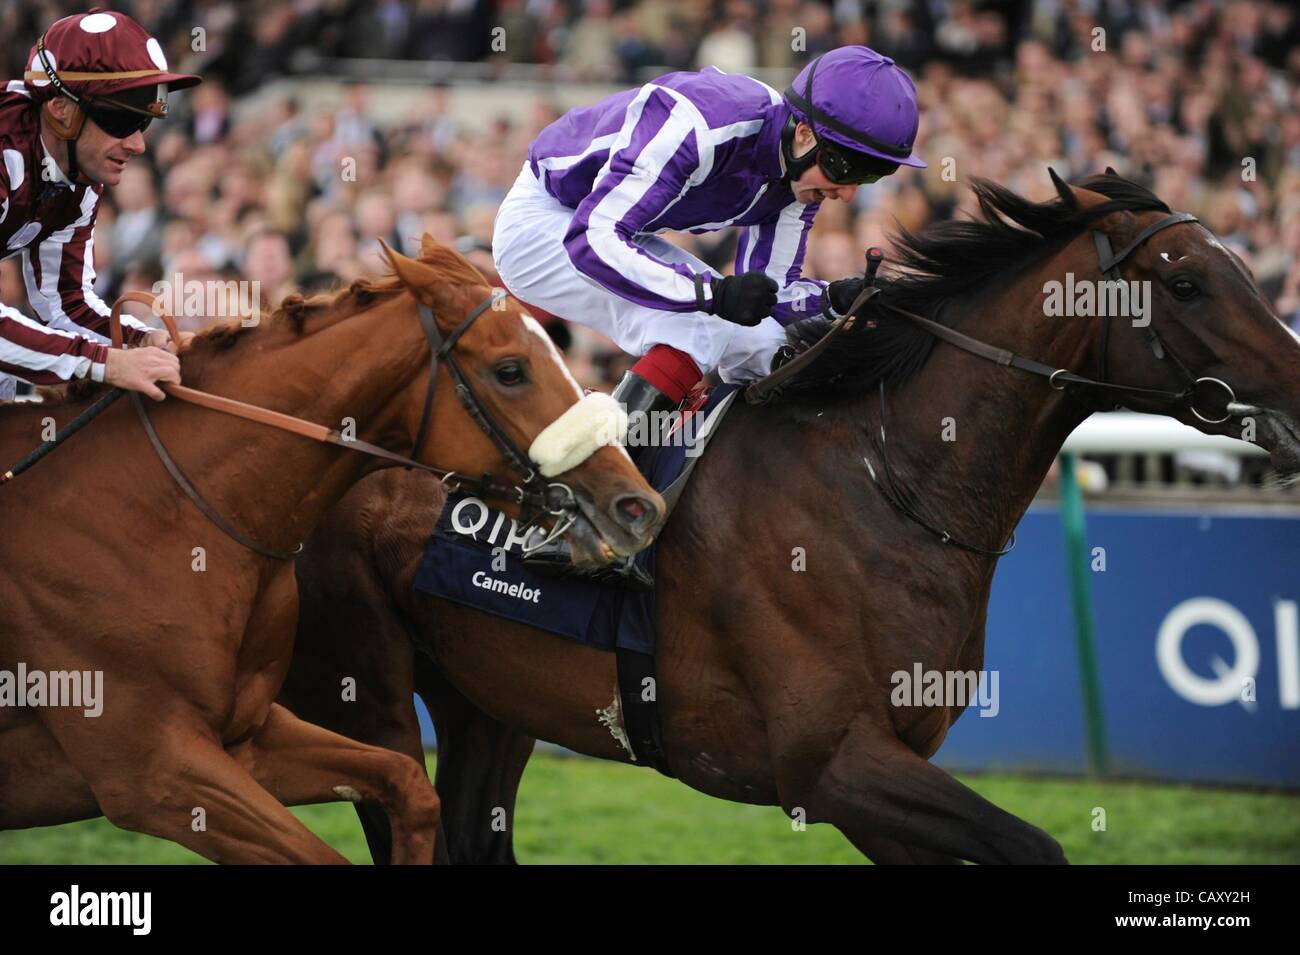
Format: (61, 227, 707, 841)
(522, 370, 675, 590)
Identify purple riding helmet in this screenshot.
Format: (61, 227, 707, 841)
(782, 45, 926, 184)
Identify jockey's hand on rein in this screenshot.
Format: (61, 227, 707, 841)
(145, 328, 196, 353)
(824, 277, 866, 319)
(708, 271, 779, 326)
(104, 346, 182, 402)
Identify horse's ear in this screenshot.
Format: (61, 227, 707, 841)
(1047, 166, 1110, 211)
(1104, 165, 1118, 177)
(379, 237, 437, 301)
(419, 233, 439, 258)
(1047, 167, 1077, 209)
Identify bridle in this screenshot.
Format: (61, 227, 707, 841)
(857, 211, 1263, 557)
(408, 290, 581, 555)
(2, 290, 581, 560)
(1085, 212, 1260, 425)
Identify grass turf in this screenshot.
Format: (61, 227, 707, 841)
(1, 751, 1296, 864)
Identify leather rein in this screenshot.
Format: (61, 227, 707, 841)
(749, 212, 1264, 558)
(4, 290, 577, 560)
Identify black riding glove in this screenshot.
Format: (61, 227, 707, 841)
(707, 271, 778, 326)
(823, 277, 866, 319)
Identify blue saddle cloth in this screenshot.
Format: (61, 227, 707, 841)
(413, 383, 739, 654)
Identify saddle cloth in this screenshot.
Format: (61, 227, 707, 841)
(412, 382, 741, 654)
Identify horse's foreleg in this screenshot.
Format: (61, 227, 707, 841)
(779, 718, 1066, 865)
(327, 707, 427, 867)
(232, 703, 440, 865)
(416, 655, 534, 865)
(279, 642, 427, 865)
(39, 708, 347, 863)
(284, 512, 431, 864)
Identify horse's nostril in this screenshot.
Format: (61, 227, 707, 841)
(617, 496, 649, 522)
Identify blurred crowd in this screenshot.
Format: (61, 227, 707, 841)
(1, 0, 1298, 393)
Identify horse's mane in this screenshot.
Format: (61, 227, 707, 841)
(194, 238, 489, 350)
(22, 239, 489, 407)
(782, 171, 1171, 398)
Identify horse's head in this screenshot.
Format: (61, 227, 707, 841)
(1054, 171, 1300, 482)
(381, 236, 663, 564)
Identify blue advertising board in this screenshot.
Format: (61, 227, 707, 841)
(936, 504, 1300, 788)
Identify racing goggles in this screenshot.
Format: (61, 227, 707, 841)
(84, 85, 168, 139)
(85, 101, 160, 138)
(816, 139, 900, 185)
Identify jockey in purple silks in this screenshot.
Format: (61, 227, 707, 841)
(492, 45, 925, 585)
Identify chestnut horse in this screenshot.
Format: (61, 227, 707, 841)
(0, 237, 662, 863)
(284, 174, 1300, 863)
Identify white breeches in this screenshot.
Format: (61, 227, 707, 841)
(491, 162, 786, 383)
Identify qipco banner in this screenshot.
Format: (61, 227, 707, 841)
(937, 505, 1300, 788)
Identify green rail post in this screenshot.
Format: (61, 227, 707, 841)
(1057, 451, 1109, 777)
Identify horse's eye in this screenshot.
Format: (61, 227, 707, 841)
(495, 361, 525, 386)
(1170, 279, 1199, 300)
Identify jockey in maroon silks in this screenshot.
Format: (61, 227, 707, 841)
(0, 9, 200, 402)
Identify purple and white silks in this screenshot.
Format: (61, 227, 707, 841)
(527, 67, 828, 326)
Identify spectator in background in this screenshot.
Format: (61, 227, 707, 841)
(694, 0, 760, 74)
(110, 165, 164, 279)
(334, 84, 381, 154)
(407, 0, 494, 63)
(266, 97, 306, 159)
(562, 0, 619, 81)
(413, 84, 459, 155)
(354, 189, 401, 274)
(612, 7, 662, 82)
(243, 230, 298, 308)
(187, 81, 232, 145)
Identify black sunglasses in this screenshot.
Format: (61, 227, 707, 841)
(817, 139, 899, 185)
(35, 37, 162, 140)
(86, 105, 154, 139)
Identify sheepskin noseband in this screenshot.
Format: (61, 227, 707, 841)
(527, 392, 628, 478)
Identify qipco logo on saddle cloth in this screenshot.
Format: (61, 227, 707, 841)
(423, 492, 552, 608)
(445, 493, 547, 557)
(415, 492, 611, 644)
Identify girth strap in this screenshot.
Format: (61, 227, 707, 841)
(616, 647, 675, 777)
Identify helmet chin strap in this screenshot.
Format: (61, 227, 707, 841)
(62, 132, 84, 186)
(34, 32, 93, 186)
(41, 100, 90, 186)
(780, 114, 819, 183)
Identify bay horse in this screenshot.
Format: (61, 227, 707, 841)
(0, 237, 662, 863)
(284, 173, 1300, 864)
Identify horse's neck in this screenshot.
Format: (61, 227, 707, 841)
(858, 270, 1097, 555)
(179, 303, 427, 545)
